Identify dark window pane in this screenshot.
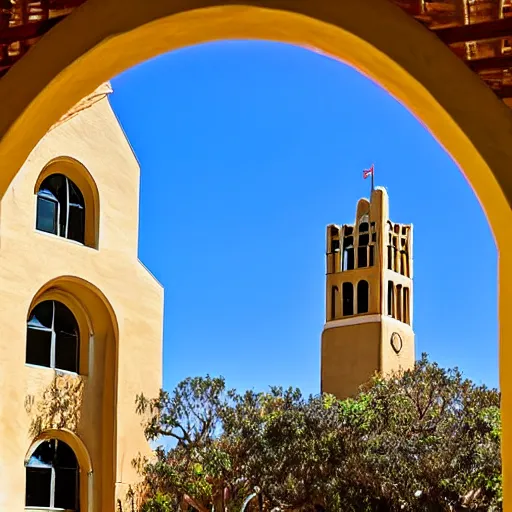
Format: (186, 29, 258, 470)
(359, 234, 369, 246)
(56, 177, 68, 237)
(68, 179, 85, 209)
(55, 331, 78, 372)
(41, 174, 66, 196)
(28, 440, 56, 466)
(28, 301, 53, 329)
(343, 236, 353, 248)
(40, 174, 67, 237)
(54, 468, 78, 510)
(54, 468, 78, 509)
(26, 328, 52, 367)
(387, 281, 394, 316)
(357, 281, 369, 314)
(358, 246, 367, 268)
(331, 286, 339, 320)
(54, 302, 79, 373)
(68, 205, 85, 244)
(342, 283, 354, 316)
(36, 197, 58, 234)
(26, 468, 52, 507)
(54, 301, 78, 336)
(369, 245, 375, 267)
(371, 233, 377, 242)
(345, 248, 355, 271)
(55, 440, 78, 469)
(359, 222, 369, 232)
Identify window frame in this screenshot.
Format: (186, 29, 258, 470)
(25, 439, 79, 512)
(26, 300, 80, 375)
(35, 174, 85, 245)
(357, 280, 369, 314)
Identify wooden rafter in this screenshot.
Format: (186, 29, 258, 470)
(0, 0, 511, 108)
(0, 15, 64, 44)
(465, 53, 512, 71)
(495, 84, 512, 97)
(434, 16, 512, 43)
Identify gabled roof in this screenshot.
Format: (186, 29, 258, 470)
(49, 81, 112, 131)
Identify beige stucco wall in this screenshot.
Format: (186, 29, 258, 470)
(322, 321, 382, 398)
(0, 94, 164, 510)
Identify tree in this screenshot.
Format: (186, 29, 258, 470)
(134, 376, 254, 512)
(335, 354, 502, 511)
(134, 355, 501, 512)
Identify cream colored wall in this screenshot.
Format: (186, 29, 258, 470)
(380, 316, 415, 376)
(322, 322, 381, 398)
(0, 95, 164, 510)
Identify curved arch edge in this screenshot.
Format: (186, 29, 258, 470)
(25, 427, 93, 474)
(34, 156, 100, 249)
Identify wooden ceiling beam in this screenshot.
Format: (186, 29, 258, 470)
(0, 15, 65, 45)
(433, 17, 512, 44)
(0, 54, 21, 72)
(494, 85, 512, 98)
(465, 53, 512, 71)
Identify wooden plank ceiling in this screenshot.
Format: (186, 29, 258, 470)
(0, 0, 511, 106)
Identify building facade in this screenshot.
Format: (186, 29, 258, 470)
(0, 83, 164, 511)
(321, 187, 415, 399)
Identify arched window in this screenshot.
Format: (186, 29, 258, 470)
(387, 281, 394, 317)
(403, 287, 410, 324)
(396, 285, 403, 322)
(357, 280, 369, 314)
(331, 286, 340, 320)
(357, 220, 369, 268)
(400, 237, 410, 277)
(342, 226, 355, 271)
(36, 173, 85, 244)
(26, 300, 80, 373)
(342, 282, 354, 316)
(26, 439, 79, 510)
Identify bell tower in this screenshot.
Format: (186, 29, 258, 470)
(321, 187, 415, 399)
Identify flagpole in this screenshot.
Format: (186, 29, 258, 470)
(370, 164, 375, 198)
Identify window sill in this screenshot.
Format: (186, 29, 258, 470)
(34, 227, 97, 251)
(25, 364, 83, 378)
(25, 508, 75, 512)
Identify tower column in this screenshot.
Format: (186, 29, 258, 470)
(321, 187, 415, 399)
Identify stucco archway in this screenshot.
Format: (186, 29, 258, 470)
(0, 0, 511, 503)
(29, 275, 120, 510)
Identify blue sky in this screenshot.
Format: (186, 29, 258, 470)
(110, 40, 498, 396)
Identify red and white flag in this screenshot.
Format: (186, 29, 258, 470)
(363, 164, 374, 180)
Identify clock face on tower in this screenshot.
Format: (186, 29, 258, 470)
(391, 332, 403, 354)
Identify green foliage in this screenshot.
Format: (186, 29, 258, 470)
(140, 492, 175, 512)
(134, 355, 501, 512)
